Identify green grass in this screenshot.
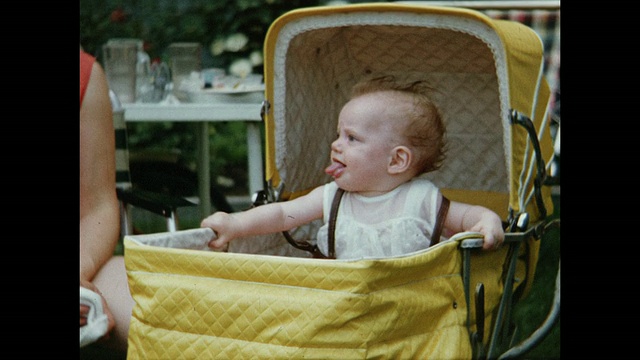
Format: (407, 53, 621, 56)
(508, 193, 561, 359)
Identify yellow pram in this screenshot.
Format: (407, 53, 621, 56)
(124, 3, 559, 359)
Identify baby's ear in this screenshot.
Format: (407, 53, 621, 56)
(388, 146, 412, 174)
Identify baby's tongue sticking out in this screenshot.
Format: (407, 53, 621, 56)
(325, 162, 345, 178)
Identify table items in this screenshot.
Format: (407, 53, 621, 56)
(144, 61, 171, 103)
(202, 68, 226, 88)
(185, 72, 264, 104)
(168, 42, 202, 101)
(109, 39, 151, 101)
(102, 41, 137, 103)
(186, 87, 264, 104)
(103, 38, 151, 103)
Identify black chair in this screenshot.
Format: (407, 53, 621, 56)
(110, 90, 196, 240)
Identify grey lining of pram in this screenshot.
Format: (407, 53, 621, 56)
(271, 12, 512, 197)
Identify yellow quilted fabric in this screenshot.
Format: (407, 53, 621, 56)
(125, 228, 514, 359)
(124, 229, 529, 359)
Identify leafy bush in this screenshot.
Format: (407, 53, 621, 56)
(79, 0, 368, 74)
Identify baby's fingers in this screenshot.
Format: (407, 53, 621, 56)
(482, 235, 498, 250)
(469, 226, 501, 250)
(483, 230, 505, 250)
(208, 237, 229, 252)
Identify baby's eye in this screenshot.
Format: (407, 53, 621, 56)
(348, 135, 356, 142)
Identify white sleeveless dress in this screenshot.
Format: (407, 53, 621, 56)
(316, 176, 442, 260)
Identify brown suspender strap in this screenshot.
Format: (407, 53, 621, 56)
(327, 187, 345, 259)
(430, 196, 450, 246)
(281, 187, 345, 259)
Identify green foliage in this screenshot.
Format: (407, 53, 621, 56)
(80, 1, 389, 68)
(125, 121, 251, 193)
(208, 121, 259, 193)
(509, 195, 561, 359)
(79, 0, 334, 72)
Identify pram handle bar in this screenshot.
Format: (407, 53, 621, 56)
(510, 110, 548, 220)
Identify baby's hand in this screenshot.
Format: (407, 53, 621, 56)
(200, 212, 235, 250)
(470, 213, 505, 251)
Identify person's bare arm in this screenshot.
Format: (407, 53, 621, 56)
(442, 195, 504, 250)
(202, 186, 325, 249)
(79, 61, 120, 283)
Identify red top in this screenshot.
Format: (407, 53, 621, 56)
(80, 49, 95, 108)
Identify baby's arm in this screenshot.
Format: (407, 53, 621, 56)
(201, 185, 325, 250)
(443, 196, 505, 250)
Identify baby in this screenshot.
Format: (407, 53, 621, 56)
(201, 75, 504, 259)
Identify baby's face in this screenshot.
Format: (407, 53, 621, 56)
(326, 93, 403, 195)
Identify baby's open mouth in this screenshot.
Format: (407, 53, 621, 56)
(325, 160, 345, 178)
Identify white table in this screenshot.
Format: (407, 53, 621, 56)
(122, 102, 264, 218)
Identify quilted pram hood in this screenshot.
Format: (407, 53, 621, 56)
(261, 3, 554, 222)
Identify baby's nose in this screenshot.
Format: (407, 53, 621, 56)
(331, 138, 341, 151)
